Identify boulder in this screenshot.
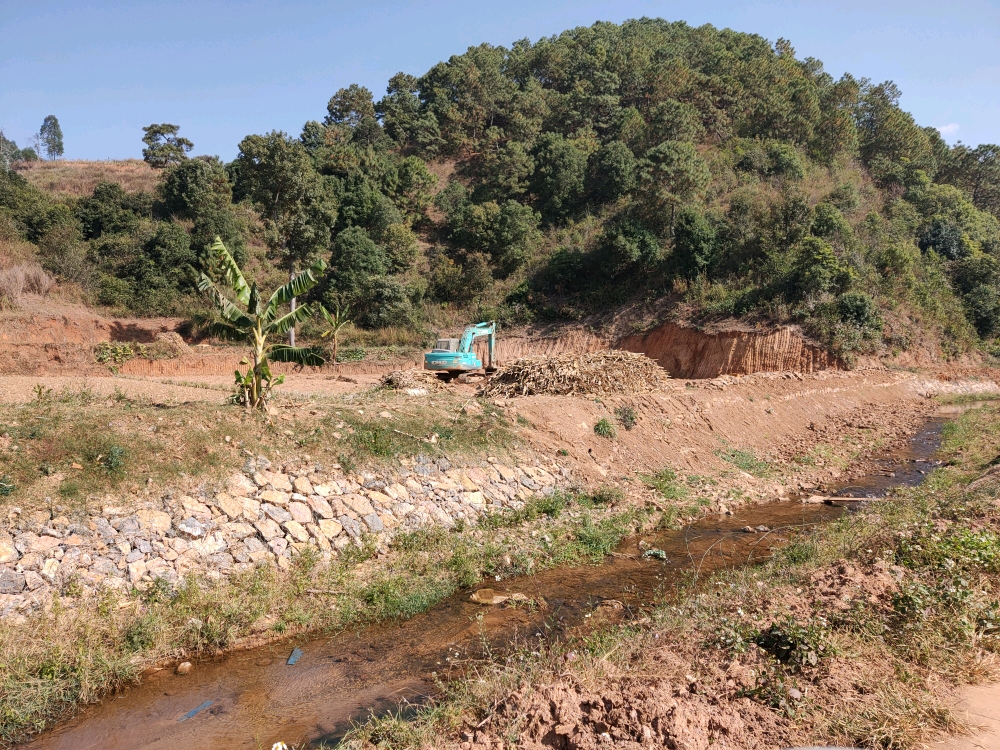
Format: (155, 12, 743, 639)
(136, 509, 172, 534)
(288, 502, 313, 525)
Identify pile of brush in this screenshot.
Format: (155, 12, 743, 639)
(480, 350, 668, 397)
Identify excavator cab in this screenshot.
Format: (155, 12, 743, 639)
(423, 322, 497, 381)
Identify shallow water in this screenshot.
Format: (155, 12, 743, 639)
(23, 405, 969, 750)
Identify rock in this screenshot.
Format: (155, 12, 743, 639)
(339, 516, 363, 538)
(176, 661, 193, 675)
(29, 535, 61, 553)
(292, 476, 314, 495)
(495, 465, 517, 482)
(254, 518, 283, 541)
(756, 525, 770, 532)
(367, 491, 393, 507)
(266, 473, 293, 492)
(180, 496, 212, 520)
(215, 493, 243, 519)
(393, 502, 415, 518)
(252, 472, 267, 487)
(306, 496, 334, 519)
(259, 490, 289, 506)
(803, 495, 830, 504)
(362, 513, 384, 533)
(136, 509, 172, 534)
(470, 588, 508, 605)
(288, 502, 313, 525)
(787, 687, 802, 701)
(177, 517, 206, 538)
(0, 541, 18, 564)
(463, 491, 485, 507)
(0, 569, 26, 594)
(268, 537, 289, 556)
(192, 534, 227, 556)
(261, 503, 292, 524)
(23, 570, 45, 590)
(318, 519, 343, 540)
(343, 494, 375, 516)
(282, 520, 310, 543)
(223, 522, 256, 539)
(227, 472, 257, 495)
(307, 524, 332, 552)
(127, 560, 147, 583)
(125, 549, 144, 563)
(240, 497, 261, 520)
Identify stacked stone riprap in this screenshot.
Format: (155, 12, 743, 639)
(0, 455, 572, 622)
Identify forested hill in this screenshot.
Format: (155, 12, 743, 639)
(3, 18, 1000, 361)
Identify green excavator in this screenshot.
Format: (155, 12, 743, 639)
(423, 321, 497, 382)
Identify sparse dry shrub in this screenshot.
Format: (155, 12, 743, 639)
(0, 266, 25, 307)
(0, 263, 54, 307)
(22, 263, 54, 295)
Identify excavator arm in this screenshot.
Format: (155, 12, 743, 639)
(458, 321, 496, 371)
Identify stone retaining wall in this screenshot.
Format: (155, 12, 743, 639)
(0, 456, 572, 622)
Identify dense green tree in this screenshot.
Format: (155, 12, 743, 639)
(141, 124, 193, 169)
(588, 141, 637, 203)
(939, 143, 1000, 218)
(857, 82, 934, 185)
(159, 158, 246, 261)
(325, 84, 376, 128)
(638, 141, 711, 227)
(77, 182, 152, 239)
(672, 208, 717, 279)
(39, 116, 64, 160)
(531, 133, 588, 220)
(233, 131, 337, 344)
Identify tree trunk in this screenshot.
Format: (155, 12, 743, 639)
(288, 262, 296, 347)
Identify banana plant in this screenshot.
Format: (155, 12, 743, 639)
(319, 301, 352, 364)
(198, 237, 326, 409)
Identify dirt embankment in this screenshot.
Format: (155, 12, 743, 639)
(617, 322, 841, 378)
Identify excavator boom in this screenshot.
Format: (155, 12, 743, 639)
(423, 321, 497, 380)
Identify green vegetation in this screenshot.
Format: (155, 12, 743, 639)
(716, 445, 773, 477)
(1, 19, 999, 361)
(197, 237, 326, 408)
(593, 417, 616, 439)
(613, 405, 638, 430)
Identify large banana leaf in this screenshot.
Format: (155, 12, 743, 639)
(265, 258, 326, 321)
(268, 344, 326, 367)
(203, 321, 247, 342)
(200, 279, 255, 329)
(207, 237, 251, 305)
(268, 303, 314, 336)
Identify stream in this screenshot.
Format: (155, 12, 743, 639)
(23, 407, 968, 749)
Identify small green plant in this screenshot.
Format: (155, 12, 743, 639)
(94, 341, 146, 365)
(753, 617, 830, 670)
(641, 467, 689, 500)
(0, 475, 14, 496)
(32, 384, 53, 407)
(102, 445, 127, 474)
(594, 418, 616, 439)
(614, 406, 638, 430)
(337, 346, 367, 362)
(716, 446, 772, 477)
(319, 302, 352, 363)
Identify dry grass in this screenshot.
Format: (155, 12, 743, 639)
(481, 350, 670, 398)
(14, 160, 160, 197)
(0, 263, 54, 308)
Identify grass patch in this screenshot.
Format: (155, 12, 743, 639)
(715, 446, 773, 477)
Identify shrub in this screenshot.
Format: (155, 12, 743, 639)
(594, 418, 616, 439)
(614, 406, 638, 430)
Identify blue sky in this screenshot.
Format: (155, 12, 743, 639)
(2, 0, 998, 160)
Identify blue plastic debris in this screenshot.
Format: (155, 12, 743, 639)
(177, 700, 214, 722)
(287, 647, 303, 665)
